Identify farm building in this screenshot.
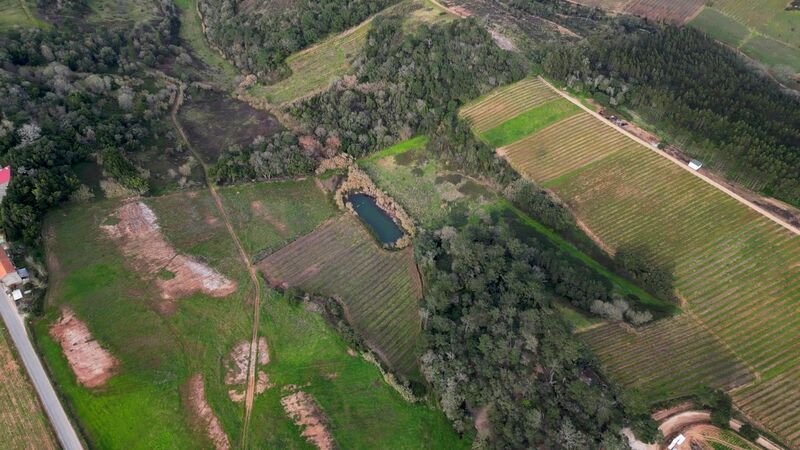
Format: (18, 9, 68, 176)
(0, 166, 10, 201)
(688, 160, 703, 171)
(0, 248, 21, 290)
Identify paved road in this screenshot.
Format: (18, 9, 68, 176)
(0, 292, 83, 450)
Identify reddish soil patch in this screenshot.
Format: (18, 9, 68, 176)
(659, 411, 710, 439)
(281, 391, 335, 450)
(256, 370, 274, 394)
(49, 308, 119, 388)
(473, 405, 491, 439)
(185, 374, 231, 450)
(224, 341, 251, 386)
(257, 337, 269, 365)
(250, 200, 290, 236)
(101, 201, 237, 311)
(652, 402, 694, 421)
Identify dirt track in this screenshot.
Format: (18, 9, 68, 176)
(540, 77, 800, 237)
(170, 81, 264, 447)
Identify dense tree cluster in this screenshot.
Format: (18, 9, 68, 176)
(197, 0, 398, 78)
(416, 221, 659, 447)
(289, 18, 526, 158)
(543, 25, 800, 205)
(210, 131, 316, 183)
(0, 2, 179, 243)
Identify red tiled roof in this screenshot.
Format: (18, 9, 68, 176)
(0, 249, 14, 277)
(0, 166, 11, 185)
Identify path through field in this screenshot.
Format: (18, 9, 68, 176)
(170, 83, 263, 447)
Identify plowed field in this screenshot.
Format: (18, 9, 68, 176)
(259, 215, 423, 375)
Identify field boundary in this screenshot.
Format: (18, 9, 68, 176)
(537, 76, 800, 236)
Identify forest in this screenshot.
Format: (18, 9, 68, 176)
(416, 220, 659, 448)
(542, 25, 800, 206)
(197, 0, 399, 79)
(0, 0, 180, 244)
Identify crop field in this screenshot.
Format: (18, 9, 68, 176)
(247, 290, 468, 449)
(360, 137, 495, 227)
(499, 112, 640, 183)
(0, 0, 45, 29)
(688, 0, 800, 75)
(732, 366, 800, 449)
(250, 0, 454, 106)
(0, 323, 58, 449)
(459, 77, 560, 133)
(479, 99, 579, 148)
(580, 318, 754, 402)
(570, 0, 703, 23)
(218, 178, 339, 258)
(259, 214, 423, 376)
(490, 101, 800, 444)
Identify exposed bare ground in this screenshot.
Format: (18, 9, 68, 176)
(575, 219, 614, 255)
(652, 402, 694, 421)
(281, 391, 336, 450)
(185, 374, 231, 450)
(225, 338, 271, 402)
(49, 308, 119, 388)
(101, 201, 237, 312)
(659, 411, 711, 439)
(473, 405, 491, 439)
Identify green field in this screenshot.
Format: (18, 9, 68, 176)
(173, 0, 240, 85)
(259, 214, 423, 377)
(38, 192, 249, 449)
(0, 0, 46, 30)
(249, 0, 454, 106)
(689, 8, 750, 47)
(248, 290, 469, 449)
(219, 179, 339, 259)
(460, 77, 560, 133)
(479, 99, 580, 148)
(360, 137, 494, 227)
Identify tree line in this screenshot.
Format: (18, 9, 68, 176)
(416, 220, 660, 448)
(197, 0, 398, 79)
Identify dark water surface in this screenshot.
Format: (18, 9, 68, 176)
(348, 194, 404, 244)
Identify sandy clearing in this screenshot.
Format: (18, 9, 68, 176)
(186, 374, 230, 450)
(101, 201, 237, 310)
(49, 308, 118, 389)
(225, 338, 271, 402)
(257, 337, 269, 365)
(281, 391, 335, 450)
(255, 370, 273, 394)
(224, 341, 251, 386)
(652, 402, 694, 422)
(473, 405, 491, 439)
(659, 411, 711, 438)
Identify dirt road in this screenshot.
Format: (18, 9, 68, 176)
(539, 77, 800, 236)
(0, 292, 84, 450)
(170, 83, 263, 447)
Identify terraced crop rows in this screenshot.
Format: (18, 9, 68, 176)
(623, 0, 704, 23)
(732, 366, 800, 448)
(710, 0, 789, 27)
(459, 77, 559, 133)
(500, 112, 638, 182)
(258, 215, 422, 375)
(580, 317, 754, 401)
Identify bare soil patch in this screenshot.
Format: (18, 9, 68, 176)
(184, 374, 231, 450)
(224, 338, 271, 402)
(473, 405, 491, 439)
(49, 308, 119, 388)
(281, 391, 336, 450)
(101, 201, 237, 312)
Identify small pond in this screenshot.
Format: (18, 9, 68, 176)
(348, 193, 405, 245)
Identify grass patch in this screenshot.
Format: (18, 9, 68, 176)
(479, 99, 580, 147)
(218, 178, 339, 259)
(741, 34, 800, 71)
(555, 301, 601, 332)
(359, 136, 429, 164)
(689, 7, 750, 47)
(248, 290, 468, 449)
(0, 0, 47, 30)
(172, 0, 240, 85)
